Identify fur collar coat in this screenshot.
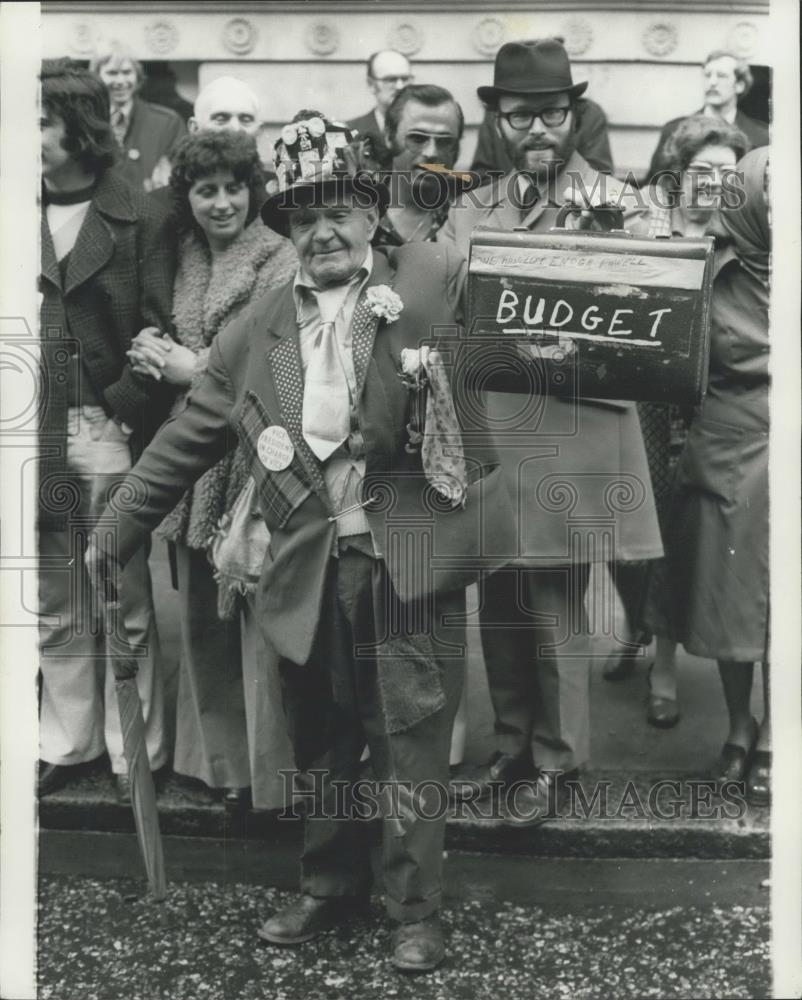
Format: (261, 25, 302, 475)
(157, 222, 296, 579)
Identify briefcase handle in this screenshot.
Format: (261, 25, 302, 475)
(554, 203, 625, 231)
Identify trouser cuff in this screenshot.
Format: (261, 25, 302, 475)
(384, 889, 441, 923)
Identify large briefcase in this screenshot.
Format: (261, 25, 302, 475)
(466, 224, 715, 404)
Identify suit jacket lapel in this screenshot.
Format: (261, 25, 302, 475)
(64, 202, 115, 294)
(262, 284, 327, 495)
(351, 250, 394, 399)
(40, 212, 60, 289)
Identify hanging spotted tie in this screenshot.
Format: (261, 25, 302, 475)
(399, 347, 468, 508)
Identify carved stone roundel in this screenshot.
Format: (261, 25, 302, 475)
(388, 21, 423, 57)
(472, 17, 506, 58)
(728, 21, 758, 60)
(642, 21, 678, 58)
(145, 20, 179, 55)
(561, 17, 593, 57)
(69, 21, 99, 56)
(222, 17, 258, 56)
(305, 20, 340, 57)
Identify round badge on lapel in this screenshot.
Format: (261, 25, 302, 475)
(258, 425, 294, 471)
(128, 148, 140, 160)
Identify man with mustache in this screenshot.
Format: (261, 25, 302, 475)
(438, 39, 661, 816)
(647, 49, 768, 182)
(374, 83, 467, 247)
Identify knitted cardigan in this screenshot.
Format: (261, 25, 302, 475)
(156, 221, 297, 611)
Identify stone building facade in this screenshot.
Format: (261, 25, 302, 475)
(42, 1, 771, 178)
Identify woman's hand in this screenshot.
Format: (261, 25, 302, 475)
(127, 328, 198, 387)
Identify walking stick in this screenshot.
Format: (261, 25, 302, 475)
(100, 585, 167, 901)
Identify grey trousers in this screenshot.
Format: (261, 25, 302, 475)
(279, 546, 464, 923)
(478, 565, 592, 772)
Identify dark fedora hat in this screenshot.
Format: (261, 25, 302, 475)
(261, 109, 389, 235)
(477, 39, 588, 105)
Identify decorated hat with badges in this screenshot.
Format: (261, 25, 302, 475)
(261, 109, 389, 234)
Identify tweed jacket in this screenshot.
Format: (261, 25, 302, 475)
(436, 155, 663, 563)
(39, 169, 176, 530)
(157, 221, 297, 552)
(111, 242, 516, 665)
(112, 97, 186, 192)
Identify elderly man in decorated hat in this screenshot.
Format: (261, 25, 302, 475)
(87, 110, 513, 972)
(439, 40, 661, 806)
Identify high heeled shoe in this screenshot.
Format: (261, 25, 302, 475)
(745, 750, 771, 806)
(715, 718, 758, 784)
(646, 664, 679, 728)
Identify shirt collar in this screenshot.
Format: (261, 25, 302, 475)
(702, 103, 737, 125)
(293, 246, 373, 319)
(294, 246, 373, 296)
(112, 100, 134, 122)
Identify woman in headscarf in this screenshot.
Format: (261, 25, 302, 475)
(652, 146, 770, 802)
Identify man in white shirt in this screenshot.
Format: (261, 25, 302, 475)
(87, 111, 514, 973)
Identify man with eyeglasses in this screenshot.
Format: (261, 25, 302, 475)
(439, 39, 659, 817)
(347, 49, 413, 168)
(646, 49, 768, 184)
(374, 83, 467, 247)
(470, 37, 613, 185)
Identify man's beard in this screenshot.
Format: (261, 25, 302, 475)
(511, 134, 576, 183)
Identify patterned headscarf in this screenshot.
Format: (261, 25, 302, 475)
(720, 146, 770, 287)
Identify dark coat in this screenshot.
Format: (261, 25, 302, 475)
(110, 243, 516, 665)
(346, 108, 393, 168)
(438, 154, 663, 563)
(646, 108, 769, 183)
(39, 169, 176, 529)
(470, 98, 614, 183)
(112, 97, 186, 191)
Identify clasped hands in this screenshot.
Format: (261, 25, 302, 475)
(127, 327, 197, 387)
(560, 183, 624, 232)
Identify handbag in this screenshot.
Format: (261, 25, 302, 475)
(207, 476, 270, 604)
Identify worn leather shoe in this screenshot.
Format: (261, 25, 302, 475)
(38, 762, 71, 798)
(257, 894, 368, 945)
(391, 914, 445, 972)
(745, 750, 771, 807)
(503, 767, 581, 826)
(449, 750, 536, 802)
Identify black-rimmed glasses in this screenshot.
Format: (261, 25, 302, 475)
(498, 107, 570, 131)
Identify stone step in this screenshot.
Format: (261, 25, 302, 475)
(38, 769, 769, 861)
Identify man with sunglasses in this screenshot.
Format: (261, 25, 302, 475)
(439, 39, 658, 817)
(374, 83, 466, 247)
(347, 49, 413, 168)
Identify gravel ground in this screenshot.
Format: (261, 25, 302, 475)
(37, 875, 770, 1000)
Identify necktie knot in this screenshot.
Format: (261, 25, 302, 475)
(111, 109, 127, 148)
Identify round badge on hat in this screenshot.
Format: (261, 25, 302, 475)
(128, 148, 140, 161)
(257, 425, 294, 471)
